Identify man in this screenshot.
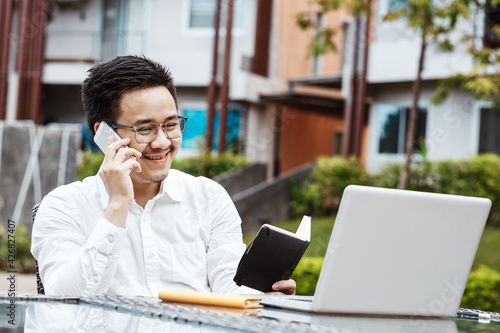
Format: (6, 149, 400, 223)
(31, 55, 295, 296)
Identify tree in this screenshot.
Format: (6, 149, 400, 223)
(431, 1, 500, 108)
(297, 0, 481, 189)
(383, 0, 479, 189)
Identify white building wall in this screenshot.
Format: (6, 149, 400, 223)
(370, 0, 478, 82)
(366, 82, 481, 173)
(146, 0, 257, 97)
(43, 0, 259, 98)
(44, 0, 103, 84)
(365, 1, 484, 173)
(245, 104, 278, 174)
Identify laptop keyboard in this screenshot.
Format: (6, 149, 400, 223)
(259, 295, 314, 302)
(455, 308, 500, 323)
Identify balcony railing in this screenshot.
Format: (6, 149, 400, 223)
(45, 30, 145, 63)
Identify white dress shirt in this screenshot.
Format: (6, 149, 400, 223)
(31, 169, 252, 296)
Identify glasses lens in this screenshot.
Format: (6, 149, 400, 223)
(135, 123, 159, 143)
(165, 118, 185, 139)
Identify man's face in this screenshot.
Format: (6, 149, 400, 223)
(114, 86, 181, 185)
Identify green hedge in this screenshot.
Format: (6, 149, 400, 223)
(77, 151, 104, 181)
(374, 154, 500, 226)
(292, 154, 500, 226)
(460, 265, 500, 312)
(77, 152, 249, 181)
(292, 257, 500, 312)
(171, 153, 249, 178)
(291, 257, 324, 296)
(0, 224, 36, 273)
(290, 156, 368, 217)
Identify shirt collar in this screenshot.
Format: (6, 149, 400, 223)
(96, 169, 183, 210)
(161, 170, 184, 203)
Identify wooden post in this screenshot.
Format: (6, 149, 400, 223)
(205, 0, 222, 153)
(217, 0, 234, 155)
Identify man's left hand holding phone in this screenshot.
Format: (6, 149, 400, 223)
(94, 122, 142, 228)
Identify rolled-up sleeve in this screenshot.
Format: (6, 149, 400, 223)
(31, 190, 126, 296)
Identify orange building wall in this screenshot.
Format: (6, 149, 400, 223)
(276, 1, 370, 173)
(279, 107, 345, 173)
(277, 1, 348, 89)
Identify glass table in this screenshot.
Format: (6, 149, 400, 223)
(1, 294, 499, 332)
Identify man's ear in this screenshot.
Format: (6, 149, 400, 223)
(94, 122, 101, 135)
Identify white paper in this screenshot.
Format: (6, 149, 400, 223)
(295, 215, 311, 241)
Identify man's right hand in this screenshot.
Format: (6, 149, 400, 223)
(99, 136, 141, 227)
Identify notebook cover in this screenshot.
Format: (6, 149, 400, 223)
(233, 224, 310, 292)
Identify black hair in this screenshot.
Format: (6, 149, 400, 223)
(82, 55, 178, 135)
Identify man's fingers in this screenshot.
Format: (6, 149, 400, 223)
(105, 137, 131, 154)
(114, 146, 142, 163)
(123, 158, 142, 173)
(272, 279, 296, 295)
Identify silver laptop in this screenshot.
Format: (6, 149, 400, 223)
(260, 185, 491, 317)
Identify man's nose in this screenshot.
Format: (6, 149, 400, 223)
(150, 127, 171, 148)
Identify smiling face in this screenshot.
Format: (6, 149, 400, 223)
(114, 86, 181, 186)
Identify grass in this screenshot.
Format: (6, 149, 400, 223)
(244, 216, 500, 272)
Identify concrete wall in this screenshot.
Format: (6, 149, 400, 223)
(214, 163, 267, 197)
(232, 163, 313, 236)
(0, 122, 81, 229)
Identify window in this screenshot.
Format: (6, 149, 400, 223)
(484, 1, 500, 48)
(101, 0, 145, 61)
(377, 105, 427, 154)
(181, 109, 241, 151)
(388, 0, 406, 12)
(479, 108, 500, 154)
(332, 130, 343, 155)
(188, 0, 244, 29)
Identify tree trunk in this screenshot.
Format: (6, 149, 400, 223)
(398, 35, 427, 190)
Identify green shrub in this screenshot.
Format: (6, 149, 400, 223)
(374, 154, 500, 226)
(292, 257, 324, 296)
(77, 151, 104, 181)
(0, 224, 36, 274)
(461, 265, 500, 312)
(372, 159, 439, 192)
(292, 258, 500, 312)
(172, 153, 249, 179)
(290, 156, 367, 217)
(76, 151, 249, 181)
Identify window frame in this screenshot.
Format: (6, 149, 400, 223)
(376, 104, 428, 155)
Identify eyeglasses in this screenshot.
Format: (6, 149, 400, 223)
(110, 116, 187, 143)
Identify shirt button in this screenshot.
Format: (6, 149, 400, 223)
(147, 252, 155, 259)
(93, 276, 99, 283)
(107, 236, 115, 243)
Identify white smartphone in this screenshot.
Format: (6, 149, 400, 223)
(94, 121, 136, 168)
(94, 121, 122, 153)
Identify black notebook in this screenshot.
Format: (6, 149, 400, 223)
(234, 216, 311, 292)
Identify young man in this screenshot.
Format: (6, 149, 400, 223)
(31, 56, 295, 296)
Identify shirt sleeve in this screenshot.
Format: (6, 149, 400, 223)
(204, 181, 259, 294)
(31, 189, 126, 296)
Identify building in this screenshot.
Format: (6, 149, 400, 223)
(267, 0, 500, 175)
(1, 0, 499, 179)
(1, 0, 275, 164)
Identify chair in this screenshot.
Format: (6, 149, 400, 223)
(31, 203, 45, 295)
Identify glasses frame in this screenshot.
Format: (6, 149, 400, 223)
(110, 116, 187, 143)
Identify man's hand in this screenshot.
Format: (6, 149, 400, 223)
(266, 279, 296, 295)
(100, 136, 141, 227)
